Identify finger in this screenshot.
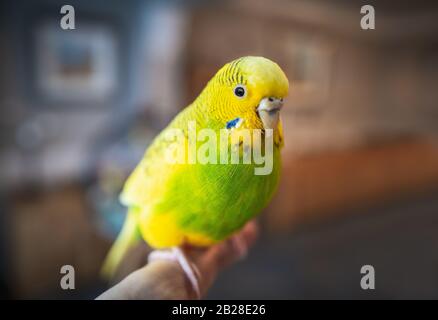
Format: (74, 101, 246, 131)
(203, 220, 259, 271)
(184, 219, 258, 266)
(239, 220, 259, 249)
(179, 220, 259, 297)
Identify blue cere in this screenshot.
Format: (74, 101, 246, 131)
(226, 117, 241, 129)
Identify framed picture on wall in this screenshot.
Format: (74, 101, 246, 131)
(34, 20, 119, 104)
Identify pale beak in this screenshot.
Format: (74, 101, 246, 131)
(257, 97, 283, 130)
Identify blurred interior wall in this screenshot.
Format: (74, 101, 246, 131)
(186, 0, 438, 155)
(183, 0, 438, 229)
(0, 0, 190, 298)
(0, 0, 188, 191)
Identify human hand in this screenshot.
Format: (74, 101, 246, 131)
(96, 220, 258, 300)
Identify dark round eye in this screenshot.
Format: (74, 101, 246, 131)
(234, 85, 246, 98)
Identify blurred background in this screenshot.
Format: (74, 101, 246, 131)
(1, 0, 438, 299)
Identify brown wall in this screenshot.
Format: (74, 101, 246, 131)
(183, 0, 438, 228)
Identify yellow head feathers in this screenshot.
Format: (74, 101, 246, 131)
(196, 56, 289, 127)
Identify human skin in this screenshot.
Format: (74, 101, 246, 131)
(97, 221, 258, 300)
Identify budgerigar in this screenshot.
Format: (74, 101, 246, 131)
(102, 56, 289, 297)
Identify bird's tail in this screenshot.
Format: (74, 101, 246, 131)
(100, 207, 141, 281)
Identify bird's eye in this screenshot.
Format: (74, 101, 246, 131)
(234, 85, 246, 98)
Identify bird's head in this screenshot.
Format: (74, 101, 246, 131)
(199, 56, 289, 130)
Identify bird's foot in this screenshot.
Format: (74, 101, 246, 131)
(148, 247, 201, 299)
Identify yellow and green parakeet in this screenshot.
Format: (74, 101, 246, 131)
(102, 56, 289, 290)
